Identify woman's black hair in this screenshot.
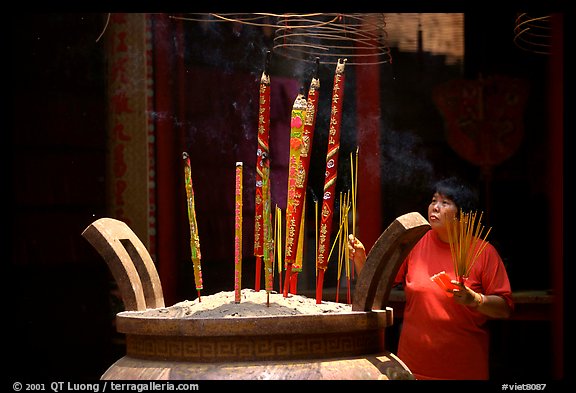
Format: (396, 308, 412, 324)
(432, 177, 479, 213)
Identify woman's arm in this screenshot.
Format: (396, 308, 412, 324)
(451, 281, 512, 319)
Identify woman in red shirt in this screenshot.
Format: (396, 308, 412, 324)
(348, 177, 513, 380)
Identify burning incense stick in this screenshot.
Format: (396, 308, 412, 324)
(316, 58, 347, 304)
(234, 162, 243, 303)
(262, 157, 274, 298)
(286, 59, 321, 295)
(350, 147, 358, 279)
(254, 51, 272, 292)
(182, 152, 203, 301)
(284, 91, 307, 297)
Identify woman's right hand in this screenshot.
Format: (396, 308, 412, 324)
(348, 234, 367, 272)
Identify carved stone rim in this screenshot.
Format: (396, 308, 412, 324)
(117, 308, 392, 336)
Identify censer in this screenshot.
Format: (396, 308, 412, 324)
(82, 212, 429, 380)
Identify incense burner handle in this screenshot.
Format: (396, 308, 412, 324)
(352, 212, 430, 312)
(82, 217, 165, 311)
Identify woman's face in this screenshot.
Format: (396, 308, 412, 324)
(428, 192, 458, 233)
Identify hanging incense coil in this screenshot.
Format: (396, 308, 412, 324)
(174, 13, 392, 66)
(513, 13, 551, 55)
(273, 13, 391, 65)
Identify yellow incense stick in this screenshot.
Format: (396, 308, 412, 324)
(296, 198, 306, 274)
(275, 205, 283, 278)
(326, 197, 350, 265)
(446, 209, 492, 279)
(272, 204, 278, 279)
(350, 148, 358, 238)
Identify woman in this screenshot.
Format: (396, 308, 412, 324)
(348, 177, 513, 380)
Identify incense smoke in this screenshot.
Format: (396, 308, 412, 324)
(381, 126, 433, 187)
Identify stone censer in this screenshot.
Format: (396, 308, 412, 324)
(82, 212, 430, 380)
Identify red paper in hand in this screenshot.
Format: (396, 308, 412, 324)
(430, 271, 460, 297)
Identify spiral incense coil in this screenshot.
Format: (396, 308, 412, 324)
(513, 13, 551, 55)
(174, 13, 391, 66)
(274, 13, 391, 65)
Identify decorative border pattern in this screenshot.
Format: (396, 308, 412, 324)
(126, 330, 383, 362)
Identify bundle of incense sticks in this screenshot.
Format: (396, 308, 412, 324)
(447, 209, 492, 281)
(432, 209, 492, 294)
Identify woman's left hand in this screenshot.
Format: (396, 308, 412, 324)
(450, 280, 481, 308)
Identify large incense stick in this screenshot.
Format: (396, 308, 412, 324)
(316, 58, 347, 304)
(262, 154, 274, 299)
(287, 59, 321, 295)
(234, 162, 243, 303)
(283, 91, 307, 297)
(254, 51, 271, 292)
(182, 152, 203, 301)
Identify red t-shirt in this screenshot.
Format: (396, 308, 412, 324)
(394, 229, 513, 380)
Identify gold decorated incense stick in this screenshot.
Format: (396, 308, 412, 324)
(254, 51, 272, 292)
(234, 162, 243, 303)
(262, 158, 274, 296)
(316, 58, 347, 304)
(284, 91, 307, 297)
(282, 62, 322, 298)
(446, 209, 492, 282)
(182, 152, 203, 301)
(285, 60, 321, 295)
(314, 196, 319, 278)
